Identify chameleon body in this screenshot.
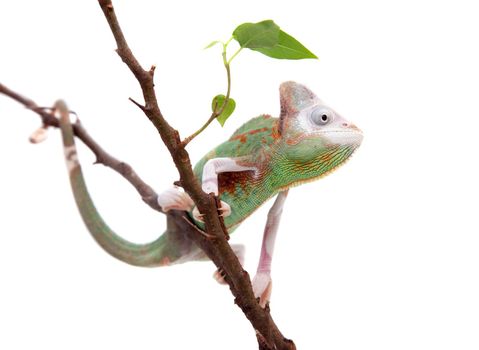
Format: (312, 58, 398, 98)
(58, 81, 363, 304)
(192, 113, 357, 230)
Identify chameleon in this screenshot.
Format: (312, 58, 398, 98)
(57, 81, 363, 307)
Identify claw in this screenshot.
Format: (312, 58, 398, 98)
(192, 206, 204, 222)
(213, 244, 245, 285)
(213, 268, 228, 284)
(252, 272, 273, 308)
(218, 200, 231, 217)
(193, 200, 231, 222)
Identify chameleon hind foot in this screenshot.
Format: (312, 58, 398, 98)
(157, 186, 194, 212)
(213, 244, 245, 284)
(213, 268, 228, 284)
(252, 272, 272, 308)
(251, 190, 289, 308)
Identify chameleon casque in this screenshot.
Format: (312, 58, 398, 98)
(59, 81, 363, 306)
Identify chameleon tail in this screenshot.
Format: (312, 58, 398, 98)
(56, 101, 179, 267)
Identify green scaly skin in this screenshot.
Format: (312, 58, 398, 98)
(58, 82, 362, 267)
(58, 101, 191, 267)
(192, 116, 356, 230)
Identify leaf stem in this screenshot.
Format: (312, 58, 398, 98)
(227, 47, 242, 65)
(224, 36, 234, 47)
(181, 43, 232, 146)
(222, 48, 232, 101)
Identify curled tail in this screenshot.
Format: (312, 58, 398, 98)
(56, 101, 190, 267)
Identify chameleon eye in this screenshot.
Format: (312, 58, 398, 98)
(311, 107, 334, 126)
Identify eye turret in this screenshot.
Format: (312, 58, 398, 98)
(311, 107, 334, 125)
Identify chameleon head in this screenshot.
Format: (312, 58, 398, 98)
(277, 81, 363, 181)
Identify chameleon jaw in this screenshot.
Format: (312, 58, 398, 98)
(320, 128, 363, 148)
(278, 146, 360, 192)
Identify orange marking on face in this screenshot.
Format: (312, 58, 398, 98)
(320, 153, 333, 162)
(286, 138, 297, 145)
(290, 161, 309, 173)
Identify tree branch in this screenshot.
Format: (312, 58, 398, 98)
(0, 83, 163, 213)
(97, 2, 296, 349)
(97, 1, 296, 349)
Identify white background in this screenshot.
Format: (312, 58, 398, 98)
(1, 1, 478, 349)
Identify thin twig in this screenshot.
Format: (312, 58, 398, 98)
(128, 97, 146, 111)
(0, 83, 163, 213)
(181, 215, 216, 239)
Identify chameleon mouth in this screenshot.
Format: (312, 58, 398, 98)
(321, 129, 363, 147)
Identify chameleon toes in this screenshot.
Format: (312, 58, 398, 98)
(213, 268, 228, 284)
(192, 206, 204, 222)
(218, 200, 231, 217)
(212, 244, 245, 285)
(252, 272, 273, 308)
(157, 186, 194, 212)
(192, 200, 230, 222)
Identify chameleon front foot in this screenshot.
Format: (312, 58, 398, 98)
(157, 186, 194, 212)
(192, 200, 231, 222)
(252, 272, 273, 308)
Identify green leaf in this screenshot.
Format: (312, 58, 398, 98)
(232, 20, 280, 49)
(212, 95, 236, 126)
(251, 30, 318, 59)
(204, 40, 222, 49)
